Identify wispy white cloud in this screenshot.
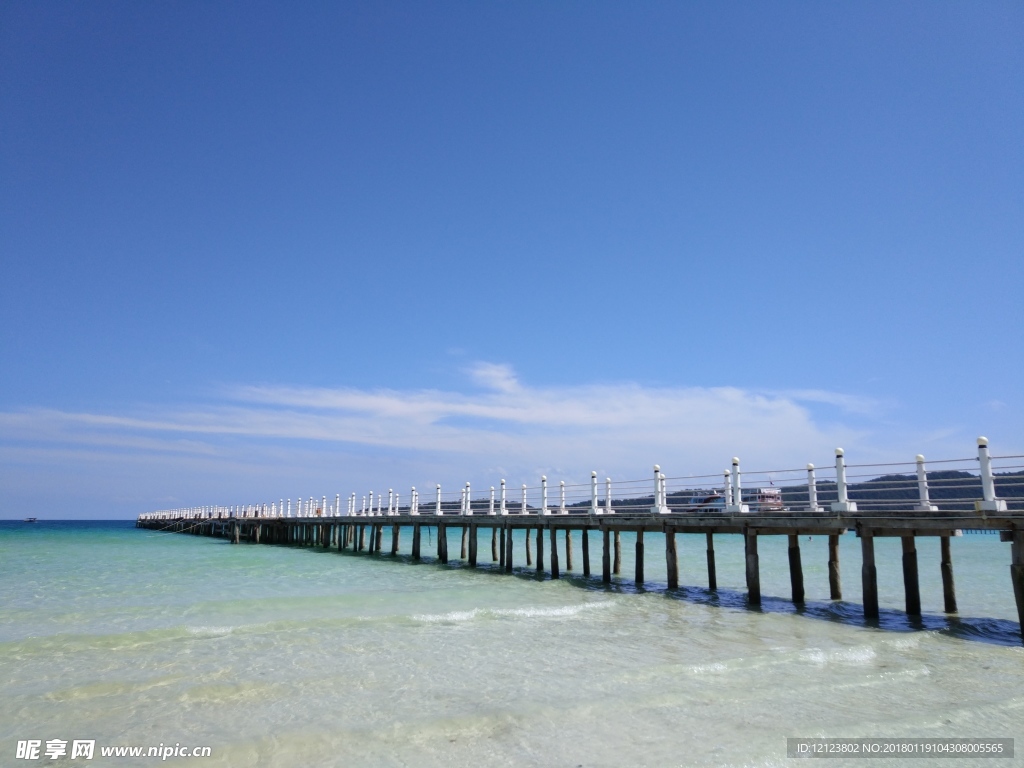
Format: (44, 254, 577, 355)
(0, 362, 984, 517)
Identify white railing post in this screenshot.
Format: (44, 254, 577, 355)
(976, 436, 1007, 512)
(335, 494, 340, 517)
(559, 481, 567, 514)
(465, 482, 471, 515)
(521, 484, 527, 515)
(806, 464, 823, 512)
(591, 471, 599, 514)
(436, 484, 442, 516)
(541, 476, 549, 515)
(605, 477, 614, 514)
(500, 479, 507, 515)
(287, 499, 292, 517)
(651, 464, 670, 514)
(723, 470, 733, 509)
(394, 492, 400, 514)
(361, 496, 366, 516)
(388, 489, 394, 515)
(460, 485, 466, 516)
(489, 486, 496, 515)
(831, 448, 858, 513)
(914, 455, 938, 511)
(726, 459, 748, 513)
(411, 487, 418, 515)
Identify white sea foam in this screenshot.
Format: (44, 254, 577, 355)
(185, 625, 236, 637)
(412, 601, 613, 623)
(799, 647, 876, 665)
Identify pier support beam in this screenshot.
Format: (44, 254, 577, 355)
(613, 531, 621, 575)
(829, 534, 842, 599)
(505, 526, 513, 572)
(232, 522, 240, 545)
(602, 529, 611, 583)
(438, 524, 448, 564)
(412, 524, 421, 559)
(745, 530, 760, 605)
(550, 528, 560, 579)
(461, 526, 468, 560)
(565, 530, 573, 571)
(358, 525, 366, 552)
(635, 530, 645, 586)
(536, 525, 545, 572)
(666, 528, 678, 589)
(499, 525, 506, 569)
(861, 532, 879, 620)
(940, 535, 957, 613)
(526, 528, 533, 566)
(375, 525, 383, 553)
(788, 534, 804, 605)
(469, 525, 478, 567)
(340, 524, 347, 551)
(392, 524, 400, 556)
(706, 532, 717, 590)
(582, 530, 590, 577)
(1011, 531, 1024, 644)
(492, 528, 498, 562)
(902, 535, 921, 617)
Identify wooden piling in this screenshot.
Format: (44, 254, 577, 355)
(412, 523, 421, 559)
(828, 534, 842, 599)
(581, 529, 590, 577)
(1010, 531, 1024, 644)
(940, 535, 957, 613)
(550, 528, 560, 579)
(254, 524, 261, 544)
(340, 524, 347, 551)
(505, 526, 513, 572)
(602, 529, 611, 583)
(788, 534, 804, 605)
(902, 536, 921, 617)
(499, 524, 506, 569)
(392, 524, 400, 556)
(461, 526, 468, 560)
(438, 524, 448, 564)
(613, 531, 621, 575)
(491, 528, 498, 562)
(565, 529, 573, 571)
(635, 530, 645, 586)
(232, 522, 239, 545)
(536, 525, 545, 572)
(526, 528, 533, 566)
(469, 525, 478, 567)
(348, 524, 354, 546)
(706, 532, 717, 590)
(665, 528, 678, 589)
(358, 525, 366, 552)
(375, 525, 383, 553)
(744, 530, 760, 605)
(861, 531, 879, 619)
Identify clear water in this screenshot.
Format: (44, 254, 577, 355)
(1, 521, 1022, 767)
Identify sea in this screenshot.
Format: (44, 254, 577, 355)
(1, 520, 1022, 767)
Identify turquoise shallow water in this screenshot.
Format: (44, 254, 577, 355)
(1, 521, 1022, 767)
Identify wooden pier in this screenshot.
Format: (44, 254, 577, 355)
(139, 507, 1024, 642)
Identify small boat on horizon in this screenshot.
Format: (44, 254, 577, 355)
(23, 517, 38, 523)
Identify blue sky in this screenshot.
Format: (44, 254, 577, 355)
(2, 1, 1021, 518)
